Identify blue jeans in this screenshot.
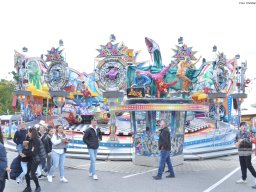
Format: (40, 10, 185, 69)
(44, 153, 52, 172)
(40, 158, 46, 172)
(157, 150, 175, 177)
(17, 144, 23, 155)
(49, 151, 65, 177)
(88, 149, 97, 175)
(18, 161, 28, 179)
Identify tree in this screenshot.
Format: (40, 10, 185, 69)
(0, 79, 16, 115)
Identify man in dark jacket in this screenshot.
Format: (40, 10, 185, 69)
(0, 143, 9, 192)
(83, 118, 102, 180)
(153, 120, 175, 180)
(13, 123, 27, 155)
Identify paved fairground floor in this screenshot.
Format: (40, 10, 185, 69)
(4, 150, 256, 192)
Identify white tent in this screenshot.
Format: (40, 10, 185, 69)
(0, 114, 21, 125)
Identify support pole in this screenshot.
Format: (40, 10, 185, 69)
(237, 98, 241, 128)
(46, 97, 49, 122)
(103, 91, 124, 143)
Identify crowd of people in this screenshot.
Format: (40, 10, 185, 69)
(10, 121, 70, 192)
(0, 118, 102, 192)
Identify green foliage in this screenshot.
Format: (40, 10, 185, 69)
(11, 71, 19, 82)
(0, 79, 16, 115)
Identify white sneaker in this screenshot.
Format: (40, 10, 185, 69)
(16, 177, 21, 184)
(236, 179, 246, 184)
(47, 175, 53, 183)
(93, 175, 98, 180)
(60, 177, 68, 183)
(89, 172, 93, 177)
(41, 170, 47, 176)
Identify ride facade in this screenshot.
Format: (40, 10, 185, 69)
(12, 47, 108, 125)
(11, 36, 250, 164)
(13, 50, 50, 122)
(110, 37, 211, 166)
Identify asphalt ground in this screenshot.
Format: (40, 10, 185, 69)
(4, 150, 256, 192)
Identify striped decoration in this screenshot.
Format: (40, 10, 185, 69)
(110, 104, 209, 112)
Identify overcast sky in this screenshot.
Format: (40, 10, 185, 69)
(0, 0, 255, 81)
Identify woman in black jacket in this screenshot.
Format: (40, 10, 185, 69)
(22, 127, 41, 192)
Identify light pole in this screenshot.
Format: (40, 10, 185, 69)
(231, 54, 247, 128)
(12, 46, 31, 136)
(21, 46, 27, 122)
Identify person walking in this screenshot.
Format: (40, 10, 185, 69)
(0, 140, 9, 192)
(83, 118, 102, 180)
(153, 119, 175, 180)
(47, 125, 69, 183)
(36, 123, 48, 179)
(13, 123, 27, 155)
(235, 122, 256, 189)
(41, 125, 54, 174)
(22, 127, 41, 192)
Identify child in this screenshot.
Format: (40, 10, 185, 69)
(16, 141, 30, 184)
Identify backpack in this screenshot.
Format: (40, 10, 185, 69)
(10, 156, 22, 180)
